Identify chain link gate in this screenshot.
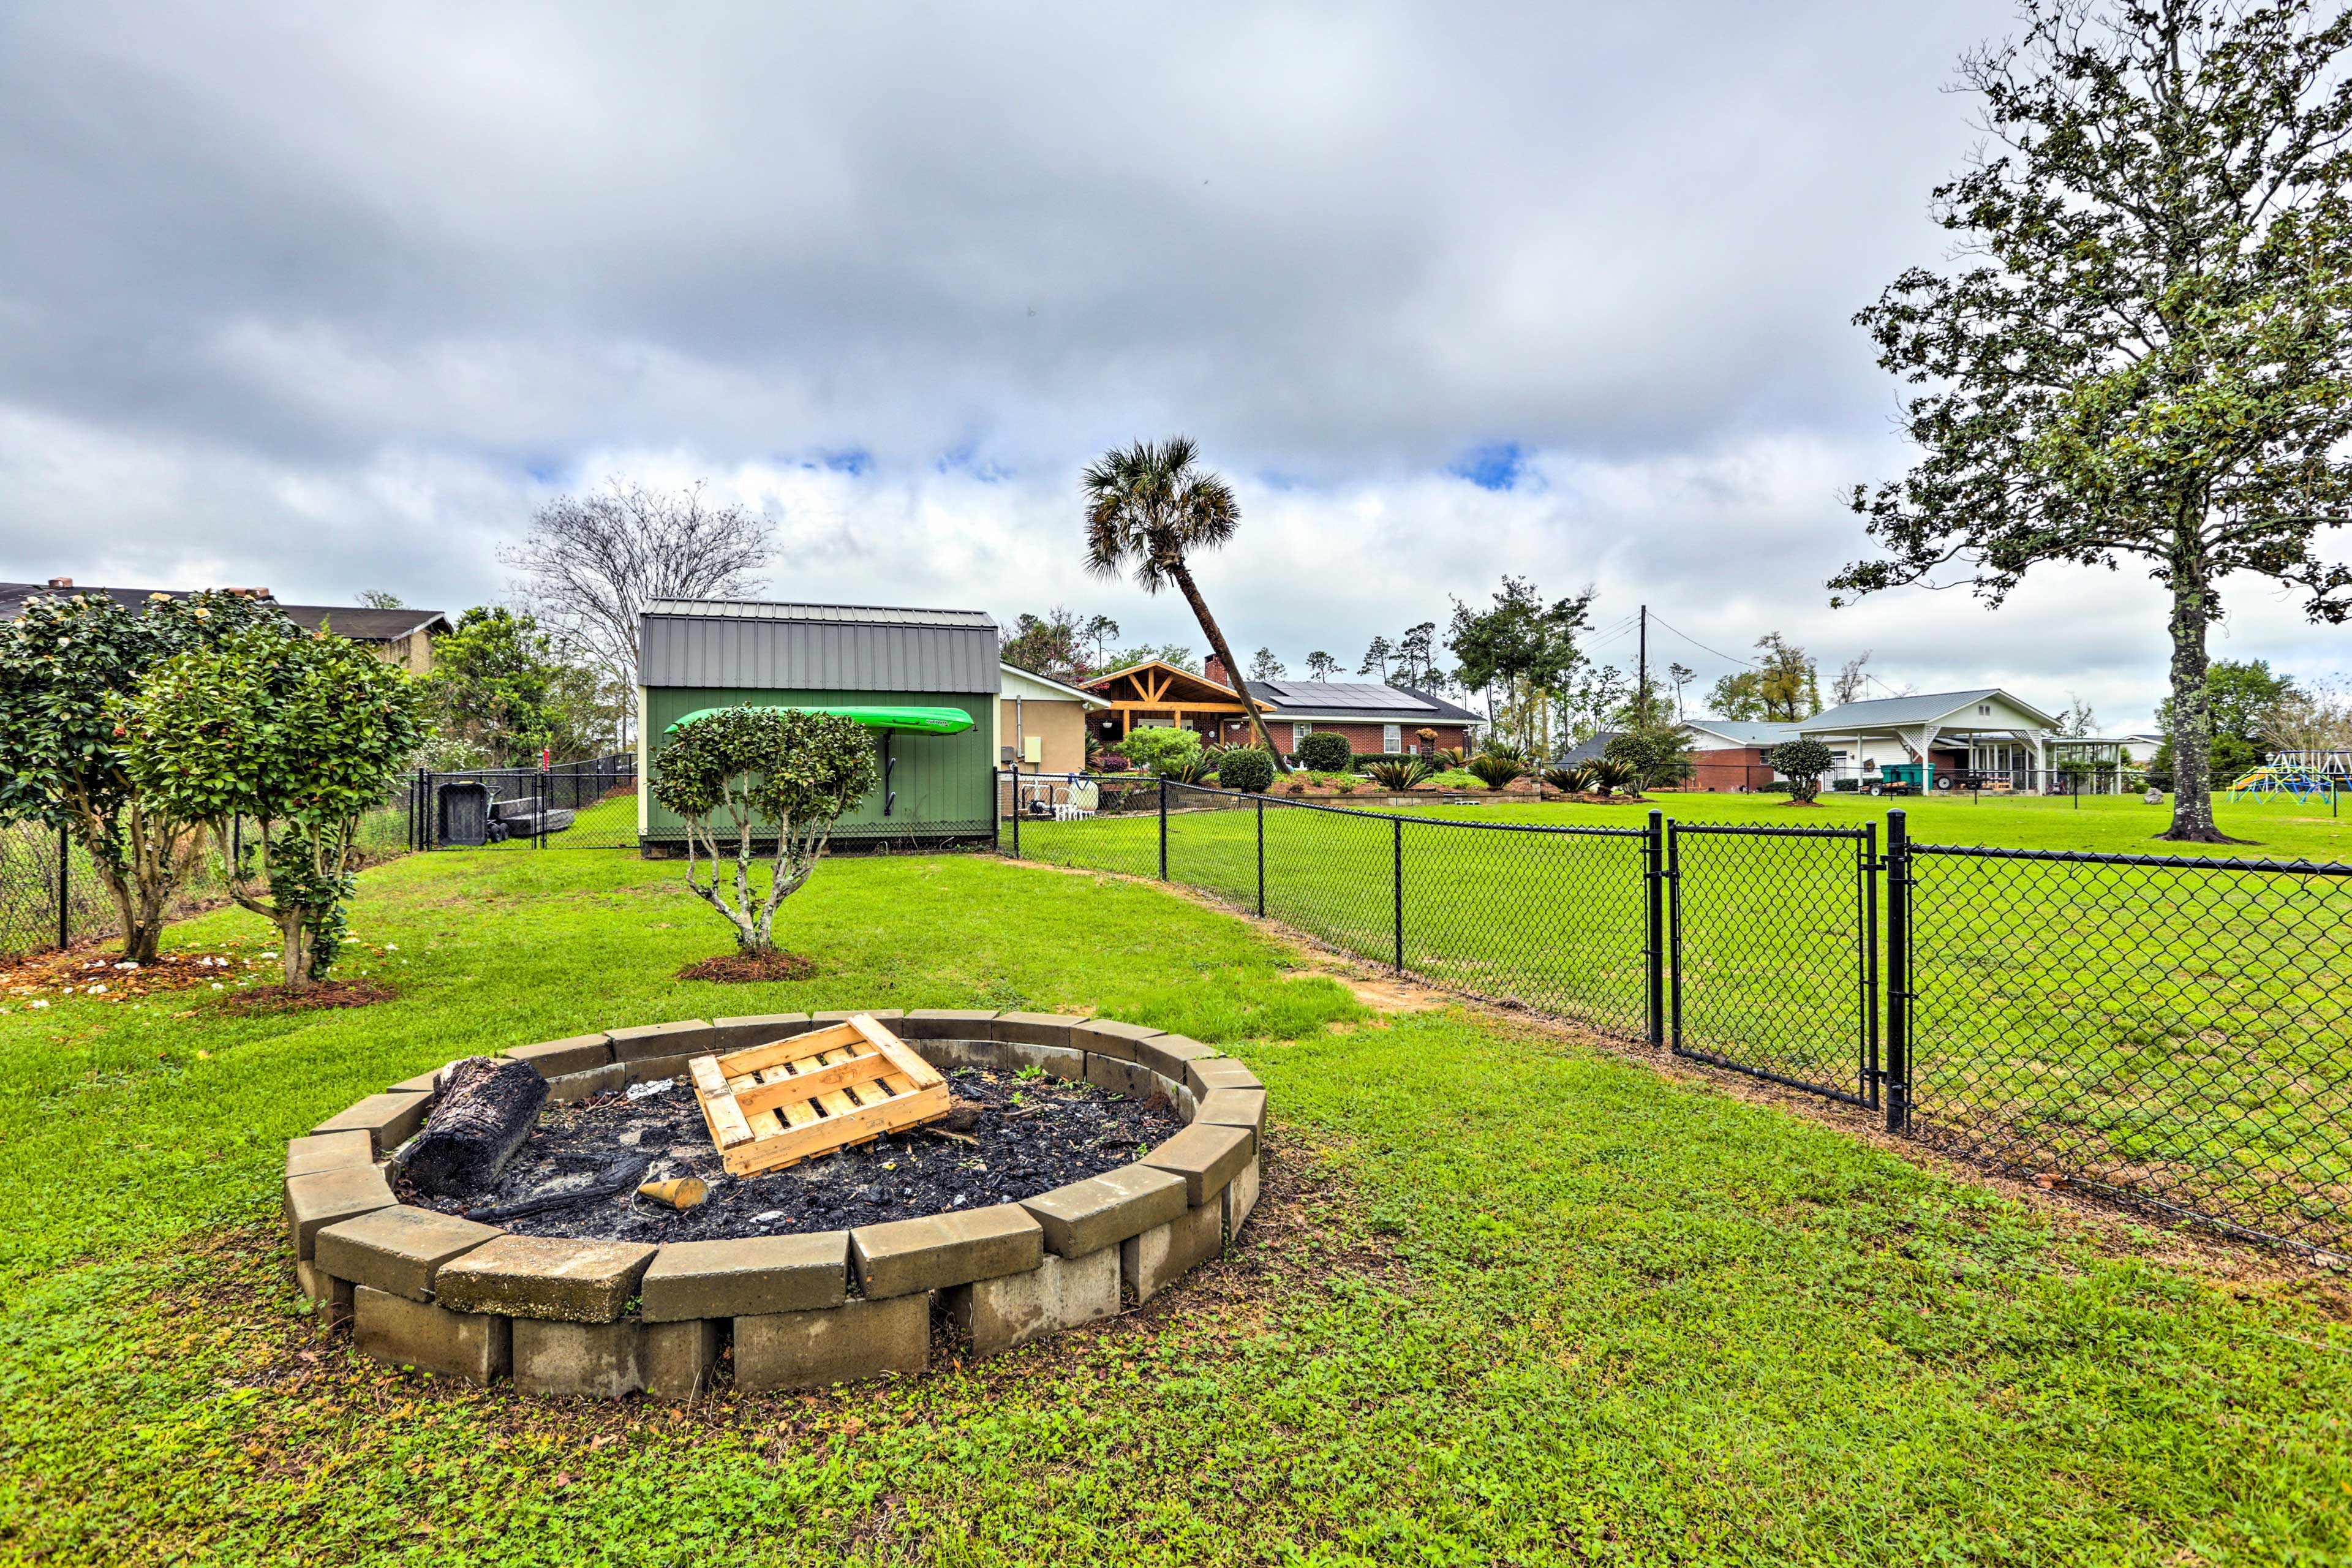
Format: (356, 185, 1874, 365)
(1667, 820, 1881, 1108)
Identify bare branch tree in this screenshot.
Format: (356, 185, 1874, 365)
(502, 479, 775, 701)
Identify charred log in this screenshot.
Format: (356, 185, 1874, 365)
(399, 1055, 549, 1197)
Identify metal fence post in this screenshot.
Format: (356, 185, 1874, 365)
(992, 768, 1003, 854)
(1010, 769, 1020, 858)
(1860, 818, 1880, 1110)
(1158, 777, 1169, 881)
(1392, 815, 1404, 972)
(1255, 796, 1265, 917)
(55, 822, 68, 952)
(1645, 808, 1665, 1047)
(1883, 807, 1911, 1136)
(535, 770, 547, 848)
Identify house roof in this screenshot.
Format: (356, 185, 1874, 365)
(1000, 662, 1110, 707)
(644, 598, 995, 630)
(277, 605, 451, 640)
(1798, 688, 2059, 733)
(639, 598, 999, 693)
(1081, 660, 1246, 705)
(1683, 719, 1803, 748)
(1248, 679, 1482, 724)
(1560, 730, 1619, 766)
(0, 582, 448, 641)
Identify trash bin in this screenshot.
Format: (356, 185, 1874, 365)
(435, 780, 493, 846)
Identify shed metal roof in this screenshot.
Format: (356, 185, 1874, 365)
(640, 598, 998, 693)
(644, 598, 995, 629)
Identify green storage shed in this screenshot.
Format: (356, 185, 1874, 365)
(636, 598, 1000, 850)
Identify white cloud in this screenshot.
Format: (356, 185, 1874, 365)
(0, 0, 2341, 733)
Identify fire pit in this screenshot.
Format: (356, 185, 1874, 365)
(282, 1010, 1265, 1400)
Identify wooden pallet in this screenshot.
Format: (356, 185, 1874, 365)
(688, 1015, 951, 1177)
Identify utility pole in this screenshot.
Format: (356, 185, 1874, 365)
(1637, 604, 1648, 729)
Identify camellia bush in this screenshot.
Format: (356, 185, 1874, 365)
(115, 624, 431, 988)
(1768, 737, 1837, 804)
(649, 706, 879, 956)
(0, 588, 294, 962)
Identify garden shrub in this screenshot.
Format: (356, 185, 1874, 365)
(1544, 764, 1591, 793)
(1295, 732, 1352, 773)
(1766, 737, 1836, 804)
(1606, 728, 1694, 790)
(1215, 746, 1275, 793)
(1363, 758, 1433, 789)
(1467, 754, 1525, 788)
(1118, 726, 1204, 775)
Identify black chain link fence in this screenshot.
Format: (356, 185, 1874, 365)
(997, 771, 2352, 1256)
(0, 787, 413, 961)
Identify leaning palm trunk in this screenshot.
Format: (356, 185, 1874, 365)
(1168, 563, 1288, 771)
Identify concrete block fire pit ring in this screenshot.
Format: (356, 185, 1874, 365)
(289, 1009, 1265, 1399)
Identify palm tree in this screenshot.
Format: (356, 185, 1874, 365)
(1081, 437, 1289, 771)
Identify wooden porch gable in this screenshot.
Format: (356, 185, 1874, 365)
(1083, 661, 1247, 714)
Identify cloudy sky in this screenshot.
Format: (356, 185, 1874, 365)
(3, 1, 2345, 727)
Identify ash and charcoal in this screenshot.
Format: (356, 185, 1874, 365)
(402, 1064, 1182, 1243)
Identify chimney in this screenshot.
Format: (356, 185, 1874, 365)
(1205, 654, 1231, 687)
(45, 576, 71, 589)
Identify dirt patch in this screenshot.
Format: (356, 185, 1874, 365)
(1316, 970, 1445, 1014)
(406, 1065, 1182, 1243)
(676, 949, 818, 982)
(223, 979, 395, 1015)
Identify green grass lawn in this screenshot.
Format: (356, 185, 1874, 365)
(0, 847, 2346, 1565)
(1014, 788, 2352, 1252)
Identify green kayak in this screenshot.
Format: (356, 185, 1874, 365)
(665, 704, 975, 737)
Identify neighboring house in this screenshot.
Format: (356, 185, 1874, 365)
(1795, 688, 2065, 790)
(636, 598, 999, 846)
(999, 662, 1109, 774)
(1558, 731, 1621, 767)
(1676, 718, 1804, 791)
(1079, 655, 1480, 756)
(277, 604, 450, 674)
(0, 578, 451, 673)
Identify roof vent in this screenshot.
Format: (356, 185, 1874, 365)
(45, 576, 71, 589)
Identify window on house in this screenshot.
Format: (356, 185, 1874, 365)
(1383, 723, 1401, 753)
(1292, 723, 1310, 749)
(1978, 704, 1992, 715)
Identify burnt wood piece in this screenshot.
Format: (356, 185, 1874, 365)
(400, 1056, 550, 1197)
(471, 1153, 653, 1223)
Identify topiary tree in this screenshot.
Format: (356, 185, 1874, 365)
(1214, 746, 1274, 793)
(116, 624, 431, 989)
(1768, 737, 1837, 804)
(0, 588, 295, 963)
(650, 707, 879, 956)
(1294, 731, 1352, 773)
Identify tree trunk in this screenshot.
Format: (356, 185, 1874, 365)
(278, 909, 314, 990)
(2155, 533, 2248, 845)
(1167, 562, 1291, 771)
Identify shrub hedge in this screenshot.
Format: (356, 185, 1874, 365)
(1295, 733, 1353, 772)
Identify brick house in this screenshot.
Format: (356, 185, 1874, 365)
(1080, 655, 1479, 757)
(0, 579, 451, 673)
(1677, 718, 1803, 791)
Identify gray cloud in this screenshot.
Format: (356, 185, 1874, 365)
(0, 0, 2339, 728)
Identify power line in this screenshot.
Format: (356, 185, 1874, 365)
(1645, 613, 1760, 671)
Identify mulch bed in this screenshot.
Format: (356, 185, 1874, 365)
(675, 949, 818, 982)
(0, 944, 270, 1009)
(222, 980, 396, 1015)
(406, 1066, 1182, 1243)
